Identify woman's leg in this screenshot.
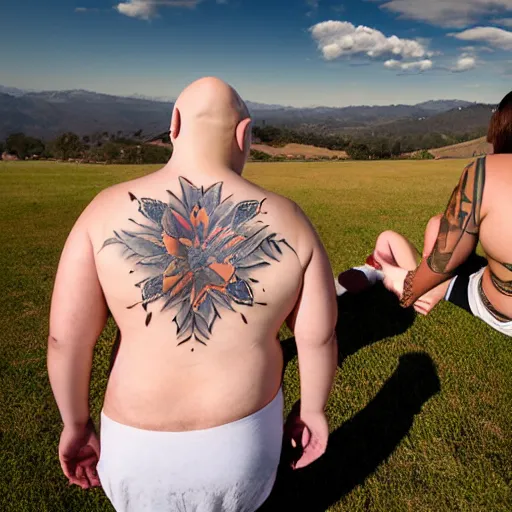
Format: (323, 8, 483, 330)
(373, 230, 420, 271)
(368, 215, 451, 316)
(336, 230, 419, 295)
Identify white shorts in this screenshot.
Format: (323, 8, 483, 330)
(97, 389, 283, 512)
(448, 267, 512, 337)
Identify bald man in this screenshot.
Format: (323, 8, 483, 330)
(48, 77, 338, 512)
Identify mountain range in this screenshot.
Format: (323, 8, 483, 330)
(0, 86, 493, 141)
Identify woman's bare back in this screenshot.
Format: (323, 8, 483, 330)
(477, 155, 512, 317)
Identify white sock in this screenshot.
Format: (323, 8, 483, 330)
(334, 277, 347, 297)
(353, 264, 384, 285)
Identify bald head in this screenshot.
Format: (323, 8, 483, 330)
(170, 77, 252, 173)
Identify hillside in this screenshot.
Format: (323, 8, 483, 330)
(252, 143, 348, 159)
(0, 91, 173, 140)
(429, 137, 493, 159)
(360, 104, 493, 138)
(0, 86, 483, 140)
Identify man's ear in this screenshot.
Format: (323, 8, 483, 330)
(170, 107, 181, 141)
(235, 118, 252, 153)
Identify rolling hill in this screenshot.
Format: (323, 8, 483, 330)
(429, 137, 493, 159)
(360, 104, 494, 137)
(0, 86, 485, 141)
(251, 143, 348, 159)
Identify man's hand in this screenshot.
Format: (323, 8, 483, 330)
(284, 404, 329, 470)
(58, 420, 101, 489)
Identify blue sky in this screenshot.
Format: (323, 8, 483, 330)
(0, 0, 511, 107)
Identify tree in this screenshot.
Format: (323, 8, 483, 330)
(346, 142, 371, 160)
(53, 132, 83, 160)
(6, 133, 45, 159)
(252, 126, 283, 145)
(139, 144, 172, 164)
(391, 140, 401, 157)
(250, 149, 272, 161)
(90, 132, 103, 147)
(411, 149, 435, 160)
(101, 142, 121, 163)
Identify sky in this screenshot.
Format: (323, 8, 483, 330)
(0, 0, 511, 107)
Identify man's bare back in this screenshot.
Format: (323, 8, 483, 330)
(91, 168, 308, 431)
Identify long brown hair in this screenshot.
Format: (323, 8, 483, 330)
(488, 91, 512, 154)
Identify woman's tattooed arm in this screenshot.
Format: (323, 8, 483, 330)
(400, 158, 486, 308)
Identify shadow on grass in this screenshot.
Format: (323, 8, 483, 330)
(263, 286, 441, 511)
(282, 282, 416, 369)
(262, 352, 441, 511)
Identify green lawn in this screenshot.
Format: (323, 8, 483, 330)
(0, 160, 510, 511)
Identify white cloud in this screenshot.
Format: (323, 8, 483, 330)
(378, 0, 512, 28)
(310, 20, 429, 62)
(451, 26, 512, 50)
(452, 55, 477, 72)
(75, 7, 99, 12)
(384, 59, 433, 71)
(116, 0, 155, 19)
(460, 45, 495, 53)
(115, 0, 202, 20)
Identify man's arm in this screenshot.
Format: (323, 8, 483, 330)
(286, 217, 338, 468)
(48, 205, 108, 429)
(400, 158, 486, 308)
(287, 239, 338, 415)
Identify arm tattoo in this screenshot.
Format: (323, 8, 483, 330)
(427, 157, 486, 274)
(400, 269, 417, 308)
(100, 178, 295, 348)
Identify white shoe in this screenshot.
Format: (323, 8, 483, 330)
(334, 277, 347, 297)
(353, 264, 384, 285)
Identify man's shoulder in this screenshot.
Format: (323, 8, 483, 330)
(245, 181, 306, 219)
(250, 185, 319, 266)
(88, 175, 148, 209)
(75, 177, 148, 236)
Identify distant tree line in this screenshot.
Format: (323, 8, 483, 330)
(252, 126, 349, 151)
(2, 124, 484, 163)
(252, 125, 482, 160)
(1, 130, 172, 164)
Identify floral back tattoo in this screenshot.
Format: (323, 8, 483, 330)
(101, 177, 295, 347)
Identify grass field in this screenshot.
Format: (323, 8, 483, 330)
(0, 160, 510, 512)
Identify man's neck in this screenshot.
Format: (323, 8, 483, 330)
(163, 147, 242, 179)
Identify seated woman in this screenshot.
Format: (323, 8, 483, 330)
(336, 90, 512, 336)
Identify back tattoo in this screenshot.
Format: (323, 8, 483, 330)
(101, 178, 295, 346)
